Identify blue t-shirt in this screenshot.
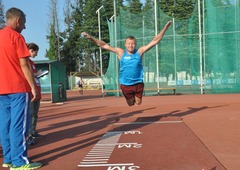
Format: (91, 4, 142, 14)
(120, 49, 144, 85)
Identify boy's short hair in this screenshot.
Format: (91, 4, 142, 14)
(125, 36, 136, 43)
(27, 43, 39, 51)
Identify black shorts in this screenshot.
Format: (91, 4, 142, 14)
(120, 83, 144, 99)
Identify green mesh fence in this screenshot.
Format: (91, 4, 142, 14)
(102, 21, 119, 96)
(205, 1, 240, 93)
(103, 0, 240, 96)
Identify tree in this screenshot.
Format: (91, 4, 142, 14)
(97, 0, 114, 74)
(159, 0, 196, 20)
(46, 0, 62, 60)
(81, 0, 100, 72)
(64, 0, 87, 73)
(0, 0, 5, 29)
(46, 24, 59, 60)
(129, 0, 142, 14)
(59, 0, 80, 74)
(142, 0, 154, 30)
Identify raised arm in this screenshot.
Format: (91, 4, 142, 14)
(138, 21, 172, 56)
(81, 32, 124, 59)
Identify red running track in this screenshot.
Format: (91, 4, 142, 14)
(0, 90, 239, 170)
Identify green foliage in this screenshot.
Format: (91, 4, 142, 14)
(60, 0, 85, 74)
(128, 0, 143, 14)
(46, 24, 59, 60)
(159, 0, 196, 19)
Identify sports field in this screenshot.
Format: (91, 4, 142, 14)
(0, 90, 239, 170)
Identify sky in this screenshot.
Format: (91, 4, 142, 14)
(3, 0, 67, 61)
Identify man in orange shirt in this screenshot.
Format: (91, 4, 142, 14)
(0, 8, 42, 169)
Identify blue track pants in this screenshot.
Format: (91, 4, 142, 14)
(0, 93, 30, 166)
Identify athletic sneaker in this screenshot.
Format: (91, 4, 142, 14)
(31, 132, 43, 138)
(10, 162, 42, 170)
(2, 163, 12, 168)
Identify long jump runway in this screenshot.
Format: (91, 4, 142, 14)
(78, 116, 226, 170)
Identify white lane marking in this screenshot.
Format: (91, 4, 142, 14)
(78, 163, 135, 167)
(84, 156, 111, 159)
(95, 142, 138, 146)
(89, 150, 114, 153)
(86, 153, 112, 157)
(79, 132, 122, 166)
(82, 159, 109, 162)
(80, 161, 108, 164)
(78, 130, 142, 168)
